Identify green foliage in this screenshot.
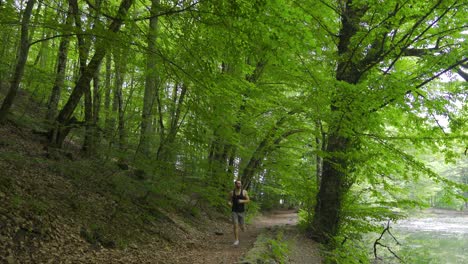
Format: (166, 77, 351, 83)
(1, 0, 467, 261)
(324, 238, 370, 264)
(265, 230, 290, 263)
(242, 229, 290, 264)
(245, 200, 260, 224)
(434, 189, 465, 210)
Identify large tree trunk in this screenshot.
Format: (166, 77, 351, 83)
(310, 134, 353, 244)
(0, 0, 35, 123)
(138, 0, 160, 156)
(49, 0, 134, 147)
(310, 0, 367, 244)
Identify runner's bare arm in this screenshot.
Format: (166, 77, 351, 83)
(239, 191, 250, 204)
(228, 191, 233, 206)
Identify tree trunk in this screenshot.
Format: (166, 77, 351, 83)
(70, 0, 95, 154)
(103, 53, 112, 141)
(49, 0, 134, 147)
(315, 120, 325, 187)
(0, 0, 35, 123)
(156, 83, 187, 163)
(0, 18, 16, 93)
(138, 0, 160, 156)
(117, 84, 125, 151)
(310, 0, 367, 244)
(310, 134, 352, 244)
(207, 137, 229, 187)
(91, 72, 101, 152)
(82, 1, 102, 155)
(46, 5, 72, 123)
(111, 48, 127, 150)
(82, 86, 93, 152)
(0, 30, 13, 93)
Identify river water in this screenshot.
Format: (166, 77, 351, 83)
(382, 210, 468, 263)
(394, 212, 468, 234)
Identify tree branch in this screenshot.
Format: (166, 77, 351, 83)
(382, 0, 455, 74)
(414, 57, 468, 89)
(28, 33, 82, 47)
(373, 220, 403, 263)
(134, 1, 201, 21)
(371, 57, 468, 112)
(457, 67, 468, 81)
(273, 129, 308, 146)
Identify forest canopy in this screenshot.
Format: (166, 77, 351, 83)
(0, 0, 466, 261)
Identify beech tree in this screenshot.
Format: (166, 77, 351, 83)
(308, 0, 467, 244)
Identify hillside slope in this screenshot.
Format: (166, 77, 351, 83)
(0, 119, 237, 263)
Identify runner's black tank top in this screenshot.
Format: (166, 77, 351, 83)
(232, 189, 245, 212)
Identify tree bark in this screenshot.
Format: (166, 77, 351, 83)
(83, 84, 93, 152)
(111, 48, 127, 150)
(138, 0, 160, 156)
(82, 0, 102, 155)
(310, 0, 367, 244)
(117, 82, 125, 151)
(0, 0, 35, 123)
(46, 5, 72, 123)
(91, 72, 101, 151)
(310, 134, 353, 244)
(315, 120, 325, 187)
(103, 53, 112, 140)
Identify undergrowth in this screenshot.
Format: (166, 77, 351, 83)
(242, 228, 290, 264)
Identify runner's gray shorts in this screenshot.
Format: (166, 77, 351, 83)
(231, 211, 245, 225)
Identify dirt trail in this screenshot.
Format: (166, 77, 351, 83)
(170, 209, 321, 264)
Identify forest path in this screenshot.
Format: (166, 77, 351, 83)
(171, 209, 321, 264)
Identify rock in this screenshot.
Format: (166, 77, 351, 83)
(214, 231, 224, 235)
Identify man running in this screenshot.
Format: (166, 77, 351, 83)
(228, 180, 250, 246)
